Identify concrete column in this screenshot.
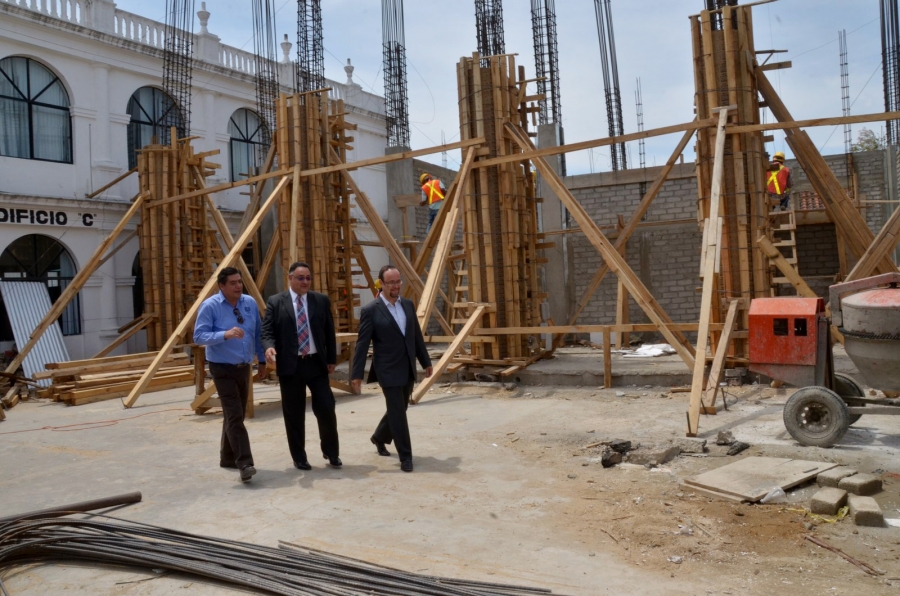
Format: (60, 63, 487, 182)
(385, 146, 416, 248)
(91, 64, 112, 165)
(537, 122, 572, 325)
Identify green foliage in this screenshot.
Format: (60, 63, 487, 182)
(851, 127, 886, 152)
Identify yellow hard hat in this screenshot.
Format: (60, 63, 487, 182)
(374, 279, 382, 291)
(773, 151, 785, 162)
(419, 172, 431, 185)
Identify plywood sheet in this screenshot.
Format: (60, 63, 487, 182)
(684, 457, 838, 502)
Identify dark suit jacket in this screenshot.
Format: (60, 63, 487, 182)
(351, 296, 431, 388)
(261, 290, 337, 377)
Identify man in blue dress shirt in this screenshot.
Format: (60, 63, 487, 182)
(194, 267, 267, 483)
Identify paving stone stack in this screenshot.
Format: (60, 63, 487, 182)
(811, 467, 886, 527)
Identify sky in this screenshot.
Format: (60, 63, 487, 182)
(114, 0, 890, 175)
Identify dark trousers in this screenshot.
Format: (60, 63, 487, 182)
(373, 378, 415, 463)
(209, 362, 253, 469)
(278, 356, 339, 463)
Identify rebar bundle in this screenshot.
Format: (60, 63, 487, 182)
(382, 0, 411, 148)
(593, 0, 626, 171)
(704, 0, 738, 31)
(530, 0, 561, 127)
(252, 0, 279, 152)
(635, 77, 647, 200)
(162, 0, 195, 139)
(296, 0, 325, 94)
(474, 0, 506, 61)
(0, 514, 565, 596)
(881, 0, 900, 145)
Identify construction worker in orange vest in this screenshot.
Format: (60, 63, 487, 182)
(419, 172, 446, 233)
(766, 151, 793, 211)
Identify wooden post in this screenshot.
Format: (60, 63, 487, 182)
(123, 175, 291, 408)
(687, 107, 732, 437)
(603, 327, 612, 389)
(702, 300, 739, 413)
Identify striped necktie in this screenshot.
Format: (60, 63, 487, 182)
(297, 295, 310, 355)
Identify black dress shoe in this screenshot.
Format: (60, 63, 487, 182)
(371, 436, 391, 457)
(240, 465, 257, 482)
(400, 460, 413, 473)
(294, 460, 312, 471)
(327, 456, 342, 467)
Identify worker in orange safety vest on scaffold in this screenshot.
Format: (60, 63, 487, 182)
(419, 172, 446, 233)
(766, 151, 793, 211)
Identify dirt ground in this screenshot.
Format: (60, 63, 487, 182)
(2, 368, 900, 595)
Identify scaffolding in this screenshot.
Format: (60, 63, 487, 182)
(382, 0, 411, 149)
(593, 0, 626, 171)
(296, 0, 325, 94)
(162, 0, 195, 139)
(474, 0, 506, 61)
(252, 0, 279, 151)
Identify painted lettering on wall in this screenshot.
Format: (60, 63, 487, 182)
(0, 208, 95, 227)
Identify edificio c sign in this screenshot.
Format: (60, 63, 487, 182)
(0, 207, 96, 227)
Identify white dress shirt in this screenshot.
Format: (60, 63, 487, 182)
(289, 288, 318, 354)
(380, 294, 407, 336)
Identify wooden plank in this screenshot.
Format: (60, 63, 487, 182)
(191, 381, 218, 411)
(416, 147, 476, 329)
(603, 328, 612, 388)
(123, 175, 291, 408)
(86, 167, 137, 198)
(757, 235, 817, 297)
(473, 323, 721, 334)
(759, 60, 792, 72)
(256, 232, 281, 290)
(727, 109, 900, 134)
(475, 118, 716, 170)
(68, 378, 195, 407)
(92, 314, 155, 358)
(505, 123, 696, 369)
(411, 305, 486, 404)
(96, 230, 138, 269)
(702, 300, 740, 412)
(688, 108, 731, 437)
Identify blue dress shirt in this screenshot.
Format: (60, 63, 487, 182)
(193, 292, 266, 365)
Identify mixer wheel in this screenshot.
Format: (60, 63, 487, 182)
(833, 372, 865, 425)
(783, 386, 850, 447)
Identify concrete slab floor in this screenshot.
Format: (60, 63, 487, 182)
(1, 364, 900, 595)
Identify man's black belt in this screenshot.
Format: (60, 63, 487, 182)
(209, 362, 251, 368)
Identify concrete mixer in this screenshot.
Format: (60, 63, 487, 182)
(748, 273, 900, 447)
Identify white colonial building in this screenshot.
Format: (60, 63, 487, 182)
(0, 0, 388, 359)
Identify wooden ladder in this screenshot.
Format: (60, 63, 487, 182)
(768, 202, 799, 289)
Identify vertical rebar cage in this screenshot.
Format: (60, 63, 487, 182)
(593, 0, 626, 171)
(881, 0, 900, 145)
(252, 0, 278, 155)
(474, 0, 506, 64)
(162, 0, 195, 141)
(382, 0, 411, 149)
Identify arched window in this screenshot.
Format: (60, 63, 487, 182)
(0, 56, 72, 163)
(126, 87, 182, 168)
(0, 235, 80, 336)
(228, 108, 268, 181)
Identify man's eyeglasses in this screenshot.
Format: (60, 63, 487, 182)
(292, 275, 312, 281)
(233, 307, 244, 324)
(382, 279, 403, 286)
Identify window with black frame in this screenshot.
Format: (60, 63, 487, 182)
(227, 108, 268, 181)
(0, 56, 72, 163)
(0, 235, 81, 337)
(126, 87, 182, 169)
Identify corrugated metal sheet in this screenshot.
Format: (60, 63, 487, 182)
(0, 281, 70, 387)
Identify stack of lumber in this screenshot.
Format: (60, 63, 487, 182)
(455, 52, 545, 364)
(34, 352, 193, 406)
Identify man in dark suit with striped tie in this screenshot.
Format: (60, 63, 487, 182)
(262, 262, 341, 470)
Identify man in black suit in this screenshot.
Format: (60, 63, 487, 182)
(351, 265, 432, 472)
(262, 262, 341, 470)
